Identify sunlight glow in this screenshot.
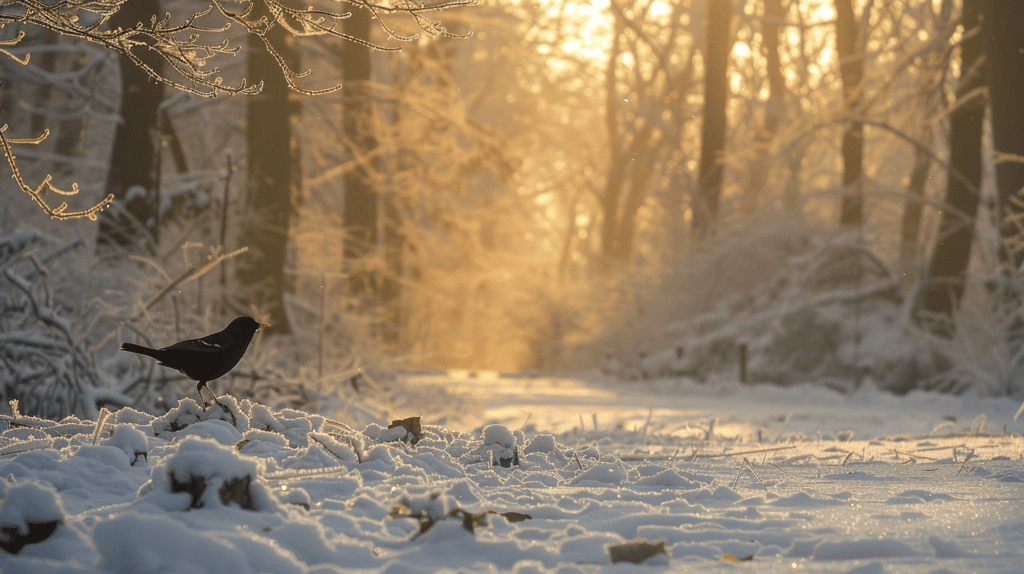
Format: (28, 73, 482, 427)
(548, 0, 610, 65)
(773, 0, 839, 93)
(650, 0, 671, 18)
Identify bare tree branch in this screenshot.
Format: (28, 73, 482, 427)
(0, 124, 114, 220)
(0, 0, 474, 220)
(0, 0, 476, 97)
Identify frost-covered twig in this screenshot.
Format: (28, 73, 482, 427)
(1, 0, 476, 97)
(130, 246, 248, 319)
(0, 125, 114, 221)
(691, 445, 797, 459)
(91, 408, 111, 445)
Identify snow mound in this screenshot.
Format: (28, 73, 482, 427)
(137, 436, 276, 512)
(0, 478, 64, 554)
(0, 395, 1019, 573)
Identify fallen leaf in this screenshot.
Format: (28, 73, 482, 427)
(388, 417, 422, 445)
(608, 539, 668, 564)
(720, 553, 754, 562)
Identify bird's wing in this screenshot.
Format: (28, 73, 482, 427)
(162, 336, 226, 352)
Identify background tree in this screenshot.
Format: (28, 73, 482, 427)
(238, 22, 300, 332)
(915, 0, 985, 335)
(341, 6, 380, 309)
(1, 0, 472, 220)
(6, 0, 1024, 393)
(897, 0, 955, 283)
(600, 0, 701, 261)
(737, 0, 786, 217)
(834, 0, 865, 227)
(693, 0, 733, 237)
(96, 0, 164, 256)
(985, 1, 1024, 275)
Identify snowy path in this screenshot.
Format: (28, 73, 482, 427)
(431, 371, 1021, 441)
(0, 374, 1022, 573)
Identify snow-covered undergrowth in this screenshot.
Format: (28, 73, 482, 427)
(0, 381, 1021, 574)
(594, 221, 1024, 397)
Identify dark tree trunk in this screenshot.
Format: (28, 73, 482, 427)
(342, 7, 379, 298)
(26, 29, 84, 178)
(984, 1, 1024, 272)
(96, 0, 164, 256)
(239, 24, 299, 332)
(693, 0, 732, 238)
(29, 30, 57, 138)
(835, 0, 864, 227)
(915, 0, 985, 335)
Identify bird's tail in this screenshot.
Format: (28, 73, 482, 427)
(120, 342, 162, 359)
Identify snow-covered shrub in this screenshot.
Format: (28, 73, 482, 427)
(151, 396, 251, 436)
(0, 477, 65, 554)
(0, 230, 112, 420)
(619, 237, 906, 390)
(137, 436, 276, 512)
(587, 224, 1024, 396)
(912, 275, 1024, 396)
(103, 424, 150, 465)
(522, 433, 556, 454)
(462, 424, 519, 467)
(567, 212, 821, 375)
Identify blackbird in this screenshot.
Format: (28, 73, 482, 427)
(121, 316, 267, 408)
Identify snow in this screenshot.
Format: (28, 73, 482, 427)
(0, 373, 1022, 573)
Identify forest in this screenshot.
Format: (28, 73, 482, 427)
(0, 0, 1023, 420)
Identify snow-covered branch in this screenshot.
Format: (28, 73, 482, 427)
(0, 125, 115, 221)
(0, 0, 476, 97)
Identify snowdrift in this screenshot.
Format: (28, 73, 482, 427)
(0, 393, 1021, 573)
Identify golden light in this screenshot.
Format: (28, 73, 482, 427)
(650, 0, 672, 18)
(550, 0, 611, 64)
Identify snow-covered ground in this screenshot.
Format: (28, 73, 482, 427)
(1, 373, 1022, 573)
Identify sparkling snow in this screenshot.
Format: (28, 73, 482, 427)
(0, 373, 1022, 573)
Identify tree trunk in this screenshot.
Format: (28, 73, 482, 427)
(29, 30, 57, 138)
(835, 0, 864, 227)
(96, 0, 164, 256)
(239, 24, 299, 332)
(616, 145, 659, 258)
(915, 0, 985, 335)
(26, 29, 84, 179)
(900, 2, 952, 284)
(342, 7, 380, 299)
(741, 0, 785, 216)
(984, 1, 1024, 273)
(693, 0, 732, 238)
(600, 19, 624, 260)
(899, 142, 931, 285)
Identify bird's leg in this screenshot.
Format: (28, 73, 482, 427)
(196, 381, 208, 410)
(212, 395, 236, 426)
(201, 384, 236, 425)
(208, 388, 223, 407)
(200, 382, 225, 410)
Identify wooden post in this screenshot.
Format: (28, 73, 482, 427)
(739, 343, 748, 384)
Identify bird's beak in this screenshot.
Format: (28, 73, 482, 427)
(258, 322, 271, 329)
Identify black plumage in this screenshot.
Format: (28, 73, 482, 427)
(121, 317, 267, 408)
